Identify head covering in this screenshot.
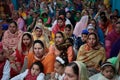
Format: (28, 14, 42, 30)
(107, 57, 120, 72)
(17, 32, 34, 53)
(0, 42, 3, 53)
(101, 62, 114, 69)
(82, 29, 89, 35)
(73, 15, 89, 37)
(56, 56, 65, 65)
(87, 24, 95, 30)
(33, 23, 43, 31)
(74, 61, 89, 80)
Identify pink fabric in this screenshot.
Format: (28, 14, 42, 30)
(17, 18, 25, 31)
(105, 30, 120, 58)
(73, 15, 89, 37)
(2, 30, 23, 50)
(52, 23, 65, 34)
(46, 17, 51, 24)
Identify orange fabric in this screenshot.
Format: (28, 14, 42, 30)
(27, 52, 55, 74)
(48, 45, 74, 62)
(99, 21, 113, 35)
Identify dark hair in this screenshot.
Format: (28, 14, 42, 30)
(87, 32, 99, 48)
(30, 61, 44, 72)
(55, 31, 65, 40)
(65, 24, 72, 30)
(66, 11, 72, 14)
(100, 12, 106, 17)
(66, 62, 79, 76)
(38, 18, 44, 23)
(114, 9, 119, 15)
(41, 12, 48, 18)
(33, 40, 44, 49)
(65, 38, 74, 45)
(90, 19, 97, 27)
(57, 17, 64, 21)
(100, 16, 107, 23)
(101, 62, 115, 73)
(116, 21, 120, 24)
(10, 21, 18, 27)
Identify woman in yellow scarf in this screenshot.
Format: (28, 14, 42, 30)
(76, 32, 106, 76)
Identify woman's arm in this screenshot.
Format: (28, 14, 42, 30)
(10, 69, 28, 80)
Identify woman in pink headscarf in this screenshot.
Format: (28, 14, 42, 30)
(73, 10, 89, 37)
(2, 21, 23, 52)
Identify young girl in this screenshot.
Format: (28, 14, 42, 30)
(50, 53, 68, 80)
(89, 62, 119, 80)
(0, 42, 10, 80)
(11, 61, 45, 80)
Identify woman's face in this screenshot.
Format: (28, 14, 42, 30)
(12, 12, 19, 20)
(35, 28, 42, 37)
(9, 23, 17, 34)
(115, 23, 120, 33)
(64, 27, 71, 36)
(66, 12, 71, 18)
(76, 12, 80, 18)
(31, 64, 40, 76)
(64, 66, 78, 80)
(22, 35, 31, 47)
(90, 20, 96, 27)
(34, 43, 44, 58)
(87, 34, 97, 47)
(57, 19, 64, 27)
(55, 33, 64, 45)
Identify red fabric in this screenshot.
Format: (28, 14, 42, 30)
(52, 23, 65, 34)
(10, 49, 25, 78)
(25, 70, 37, 80)
(0, 60, 6, 79)
(15, 49, 25, 66)
(10, 67, 19, 78)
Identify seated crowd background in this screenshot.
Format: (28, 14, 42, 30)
(0, 0, 120, 80)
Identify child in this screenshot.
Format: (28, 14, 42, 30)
(50, 54, 68, 80)
(0, 42, 10, 80)
(11, 61, 45, 80)
(89, 62, 119, 80)
(87, 24, 95, 33)
(76, 29, 89, 50)
(107, 52, 120, 76)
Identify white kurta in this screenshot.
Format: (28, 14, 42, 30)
(1, 60, 10, 80)
(11, 69, 45, 80)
